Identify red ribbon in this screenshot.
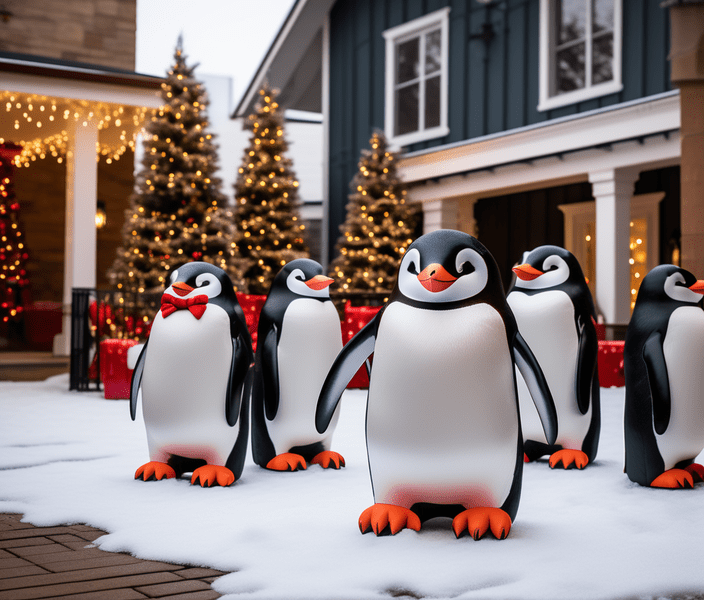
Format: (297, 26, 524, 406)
(160, 293, 209, 319)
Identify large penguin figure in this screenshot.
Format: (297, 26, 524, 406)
(624, 264, 704, 488)
(316, 230, 557, 539)
(507, 245, 600, 469)
(252, 259, 345, 471)
(130, 262, 253, 487)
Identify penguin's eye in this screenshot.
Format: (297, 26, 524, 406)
(407, 261, 419, 275)
(458, 261, 475, 275)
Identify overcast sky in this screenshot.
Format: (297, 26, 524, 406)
(135, 0, 295, 106)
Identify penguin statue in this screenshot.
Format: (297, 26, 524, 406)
(130, 262, 253, 487)
(316, 230, 557, 539)
(624, 264, 704, 488)
(507, 245, 600, 469)
(252, 259, 345, 471)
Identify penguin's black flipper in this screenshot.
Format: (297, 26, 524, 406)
(575, 313, 598, 415)
(262, 325, 280, 420)
(129, 341, 149, 421)
(643, 332, 671, 435)
(513, 331, 558, 445)
(316, 311, 381, 434)
(226, 336, 250, 427)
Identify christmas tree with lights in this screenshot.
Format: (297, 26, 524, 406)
(0, 143, 30, 336)
(109, 38, 243, 321)
(233, 85, 308, 295)
(329, 130, 418, 294)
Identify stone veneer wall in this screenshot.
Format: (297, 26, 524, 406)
(0, 0, 136, 71)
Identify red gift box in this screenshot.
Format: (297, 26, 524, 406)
(597, 340, 625, 388)
(343, 302, 382, 388)
(236, 293, 266, 353)
(100, 338, 139, 399)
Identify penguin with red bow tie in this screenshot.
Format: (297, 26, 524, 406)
(130, 262, 253, 487)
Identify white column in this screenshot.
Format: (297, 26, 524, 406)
(589, 168, 638, 325)
(422, 198, 458, 234)
(55, 120, 99, 356)
(321, 14, 331, 269)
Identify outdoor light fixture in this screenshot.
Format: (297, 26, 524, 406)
(96, 201, 107, 229)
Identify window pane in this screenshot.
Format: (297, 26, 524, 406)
(395, 84, 419, 135)
(557, 0, 586, 45)
(593, 0, 614, 35)
(396, 38, 419, 84)
(556, 42, 585, 92)
(425, 29, 442, 74)
(592, 33, 613, 84)
(425, 76, 440, 129)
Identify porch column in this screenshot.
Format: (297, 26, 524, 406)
(589, 168, 638, 325)
(55, 120, 99, 356)
(422, 198, 459, 234)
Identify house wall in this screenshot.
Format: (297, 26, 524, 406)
(327, 0, 673, 261)
(0, 0, 136, 70)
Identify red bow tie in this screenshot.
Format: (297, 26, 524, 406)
(160, 293, 209, 319)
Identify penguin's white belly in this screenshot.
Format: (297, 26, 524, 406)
(508, 291, 589, 448)
(366, 302, 519, 509)
(267, 299, 343, 453)
(658, 307, 704, 469)
(141, 307, 237, 465)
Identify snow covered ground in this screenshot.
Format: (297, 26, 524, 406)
(1, 374, 702, 600)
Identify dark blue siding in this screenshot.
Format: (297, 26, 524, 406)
(327, 0, 673, 261)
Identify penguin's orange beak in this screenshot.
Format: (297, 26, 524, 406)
(171, 282, 194, 297)
(689, 280, 704, 294)
(305, 275, 334, 291)
(418, 263, 457, 293)
(513, 264, 543, 281)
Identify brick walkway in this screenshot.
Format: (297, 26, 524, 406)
(0, 514, 225, 599)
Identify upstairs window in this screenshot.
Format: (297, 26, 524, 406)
(383, 8, 450, 147)
(539, 0, 622, 111)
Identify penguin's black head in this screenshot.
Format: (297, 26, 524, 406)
(635, 264, 704, 309)
(393, 229, 505, 308)
(511, 245, 586, 292)
(272, 258, 334, 300)
(165, 261, 237, 304)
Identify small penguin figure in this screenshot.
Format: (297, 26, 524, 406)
(130, 262, 253, 487)
(252, 259, 345, 471)
(624, 264, 704, 488)
(316, 230, 557, 539)
(507, 245, 600, 469)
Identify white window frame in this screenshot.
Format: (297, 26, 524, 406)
(538, 0, 623, 112)
(383, 7, 450, 147)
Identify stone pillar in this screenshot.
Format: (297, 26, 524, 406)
(55, 120, 99, 356)
(589, 168, 638, 325)
(666, 1, 704, 277)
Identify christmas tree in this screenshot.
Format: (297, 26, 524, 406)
(109, 38, 243, 323)
(0, 143, 30, 335)
(329, 130, 419, 294)
(233, 85, 308, 295)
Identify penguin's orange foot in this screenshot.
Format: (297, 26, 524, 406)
(684, 463, 704, 483)
(452, 507, 512, 540)
(135, 461, 176, 482)
(358, 504, 421, 536)
(266, 453, 307, 472)
(191, 465, 235, 487)
(311, 450, 345, 469)
(548, 449, 589, 470)
(651, 468, 694, 489)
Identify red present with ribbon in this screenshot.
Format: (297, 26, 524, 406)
(236, 293, 266, 352)
(100, 338, 139, 399)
